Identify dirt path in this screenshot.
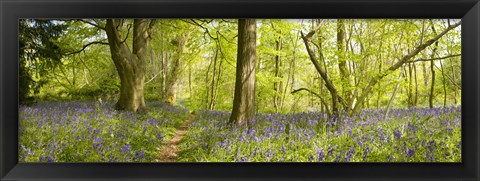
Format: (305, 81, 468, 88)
(156, 114, 197, 162)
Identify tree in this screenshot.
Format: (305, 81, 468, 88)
(20, 19, 462, 115)
(300, 25, 348, 117)
(164, 33, 189, 105)
(298, 19, 460, 117)
(105, 19, 156, 113)
(19, 19, 66, 105)
(350, 21, 460, 114)
(229, 19, 257, 126)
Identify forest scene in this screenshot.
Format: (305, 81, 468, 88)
(19, 19, 461, 162)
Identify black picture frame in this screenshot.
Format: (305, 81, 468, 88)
(1, 0, 479, 180)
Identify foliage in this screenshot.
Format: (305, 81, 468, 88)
(19, 19, 67, 105)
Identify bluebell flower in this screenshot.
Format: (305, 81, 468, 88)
(121, 144, 130, 153)
(156, 133, 165, 140)
(363, 147, 370, 161)
(394, 129, 401, 140)
(134, 148, 145, 160)
(148, 118, 158, 126)
(405, 148, 415, 157)
(316, 148, 325, 162)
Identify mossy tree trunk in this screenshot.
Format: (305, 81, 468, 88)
(105, 19, 155, 113)
(164, 33, 188, 105)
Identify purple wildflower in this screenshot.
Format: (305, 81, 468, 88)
(394, 129, 401, 140)
(405, 148, 415, 157)
(121, 144, 130, 153)
(156, 133, 165, 140)
(134, 148, 145, 160)
(148, 118, 158, 126)
(316, 148, 325, 162)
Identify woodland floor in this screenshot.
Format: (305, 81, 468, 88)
(156, 114, 197, 162)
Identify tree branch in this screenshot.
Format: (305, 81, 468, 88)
(291, 88, 330, 115)
(188, 19, 218, 40)
(120, 23, 133, 44)
(351, 21, 461, 115)
(433, 64, 462, 89)
(78, 19, 105, 30)
(301, 30, 350, 113)
(145, 72, 161, 84)
(386, 21, 461, 73)
(66, 40, 109, 55)
(407, 54, 461, 63)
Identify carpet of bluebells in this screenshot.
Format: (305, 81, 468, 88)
(178, 107, 461, 162)
(19, 100, 461, 162)
(19, 101, 190, 162)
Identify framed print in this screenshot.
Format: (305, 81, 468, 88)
(1, 0, 479, 180)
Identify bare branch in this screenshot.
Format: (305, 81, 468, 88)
(66, 40, 109, 55)
(145, 72, 161, 84)
(291, 88, 330, 114)
(188, 19, 218, 40)
(120, 23, 133, 44)
(303, 23, 323, 40)
(292, 88, 321, 98)
(407, 54, 461, 63)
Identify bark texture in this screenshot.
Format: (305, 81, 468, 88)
(229, 19, 257, 126)
(105, 19, 153, 113)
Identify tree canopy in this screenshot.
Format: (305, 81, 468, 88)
(20, 19, 461, 116)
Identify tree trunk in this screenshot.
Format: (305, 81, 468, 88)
(429, 55, 437, 107)
(337, 19, 352, 107)
(161, 52, 167, 100)
(301, 28, 347, 117)
(376, 60, 383, 109)
(384, 65, 404, 121)
(429, 22, 439, 108)
(164, 33, 188, 105)
(105, 19, 153, 113)
(188, 64, 192, 98)
(209, 48, 219, 110)
(451, 63, 457, 104)
(407, 63, 413, 106)
(283, 31, 300, 111)
(229, 19, 257, 126)
(273, 35, 282, 113)
(439, 59, 447, 107)
(413, 62, 418, 106)
(160, 27, 167, 100)
(214, 48, 224, 109)
(205, 53, 212, 109)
